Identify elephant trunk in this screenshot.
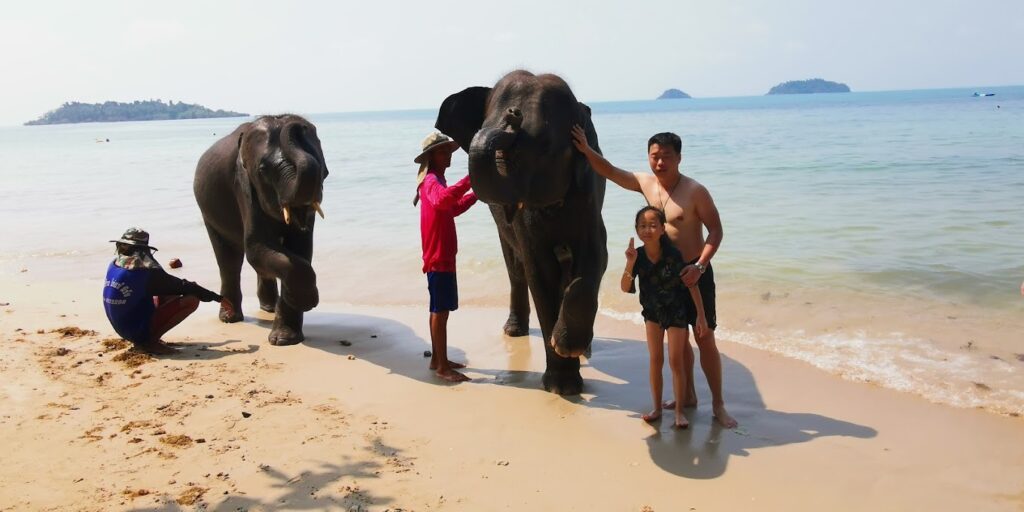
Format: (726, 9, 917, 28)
(549, 277, 598, 359)
(468, 108, 523, 203)
(276, 123, 326, 231)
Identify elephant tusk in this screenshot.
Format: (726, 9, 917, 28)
(282, 207, 291, 225)
(517, 202, 524, 210)
(312, 202, 325, 219)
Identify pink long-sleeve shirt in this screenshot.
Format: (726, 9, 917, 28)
(419, 170, 477, 273)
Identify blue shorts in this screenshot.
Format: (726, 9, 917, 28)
(427, 272, 458, 313)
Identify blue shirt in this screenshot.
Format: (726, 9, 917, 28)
(102, 263, 154, 343)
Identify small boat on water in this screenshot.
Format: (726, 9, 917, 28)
(973, 92, 996, 97)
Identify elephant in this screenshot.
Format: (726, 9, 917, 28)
(193, 114, 328, 345)
(435, 70, 608, 395)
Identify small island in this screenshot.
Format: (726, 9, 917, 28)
(25, 100, 248, 125)
(766, 79, 850, 95)
(657, 88, 692, 100)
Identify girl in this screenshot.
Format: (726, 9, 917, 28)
(622, 206, 708, 429)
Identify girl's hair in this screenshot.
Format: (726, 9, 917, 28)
(634, 206, 666, 226)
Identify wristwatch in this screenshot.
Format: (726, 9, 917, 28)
(693, 262, 707, 274)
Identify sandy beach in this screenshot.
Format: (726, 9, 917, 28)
(2, 272, 1023, 511)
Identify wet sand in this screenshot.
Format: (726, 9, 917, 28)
(1, 274, 1023, 511)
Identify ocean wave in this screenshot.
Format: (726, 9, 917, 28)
(598, 308, 1024, 417)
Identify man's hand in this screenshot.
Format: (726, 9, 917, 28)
(220, 298, 236, 318)
(681, 264, 702, 288)
(625, 237, 638, 263)
(570, 125, 593, 155)
(694, 316, 709, 339)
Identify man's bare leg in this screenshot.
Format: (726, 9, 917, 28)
(694, 330, 737, 428)
(429, 311, 468, 382)
(642, 321, 665, 422)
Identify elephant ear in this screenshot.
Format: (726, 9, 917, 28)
(434, 86, 491, 152)
(236, 121, 266, 174)
(574, 102, 601, 190)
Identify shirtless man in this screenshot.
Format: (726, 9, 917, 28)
(570, 126, 737, 428)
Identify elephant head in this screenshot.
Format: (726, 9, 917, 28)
(238, 115, 328, 232)
(436, 71, 595, 210)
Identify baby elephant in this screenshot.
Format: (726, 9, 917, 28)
(194, 114, 329, 345)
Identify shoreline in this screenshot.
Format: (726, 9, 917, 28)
(5, 254, 1023, 418)
(2, 274, 1023, 510)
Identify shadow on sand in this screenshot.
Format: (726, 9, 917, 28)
(125, 455, 398, 511)
(479, 334, 878, 479)
(299, 311, 466, 386)
(163, 338, 260, 361)
(282, 311, 877, 480)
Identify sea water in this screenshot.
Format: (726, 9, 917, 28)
(1, 86, 1022, 414)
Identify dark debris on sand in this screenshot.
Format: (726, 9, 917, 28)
(51, 326, 97, 338)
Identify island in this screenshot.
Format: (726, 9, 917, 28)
(25, 100, 249, 125)
(657, 88, 692, 100)
(766, 79, 850, 95)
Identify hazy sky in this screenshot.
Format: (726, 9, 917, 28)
(2, 0, 1021, 125)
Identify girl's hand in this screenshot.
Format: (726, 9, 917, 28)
(625, 237, 637, 263)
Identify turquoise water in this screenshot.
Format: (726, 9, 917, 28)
(2, 86, 1022, 414)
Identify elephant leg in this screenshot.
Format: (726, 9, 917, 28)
(499, 236, 530, 337)
(269, 298, 304, 345)
(491, 205, 530, 336)
(256, 274, 278, 312)
(204, 224, 244, 323)
(542, 344, 583, 395)
(516, 230, 583, 395)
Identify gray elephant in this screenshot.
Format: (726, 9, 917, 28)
(193, 114, 328, 345)
(435, 70, 608, 395)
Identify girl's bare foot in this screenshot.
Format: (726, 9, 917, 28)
(642, 409, 662, 422)
(673, 417, 690, 429)
(429, 360, 466, 370)
(713, 404, 738, 428)
(435, 368, 470, 383)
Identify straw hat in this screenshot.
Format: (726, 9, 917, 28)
(413, 132, 459, 165)
(109, 227, 158, 251)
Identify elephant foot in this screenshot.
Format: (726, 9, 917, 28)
(259, 302, 276, 313)
(268, 325, 304, 346)
(219, 307, 243, 323)
(542, 368, 584, 396)
(503, 315, 529, 337)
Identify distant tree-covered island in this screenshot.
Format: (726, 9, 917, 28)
(657, 88, 692, 99)
(25, 100, 249, 125)
(767, 79, 851, 95)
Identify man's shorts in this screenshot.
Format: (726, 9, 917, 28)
(427, 272, 458, 313)
(682, 260, 717, 330)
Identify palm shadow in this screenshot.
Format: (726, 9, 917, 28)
(298, 311, 466, 386)
(473, 334, 878, 479)
(125, 453, 397, 511)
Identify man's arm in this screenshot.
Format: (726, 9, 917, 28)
(682, 185, 724, 287)
(148, 268, 221, 302)
(421, 174, 472, 211)
(452, 190, 477, 217)
(570, 125, 641, 192)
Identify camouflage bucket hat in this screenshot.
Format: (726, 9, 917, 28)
(109, 227, 158, 251)
(413, 132, 460, 165)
